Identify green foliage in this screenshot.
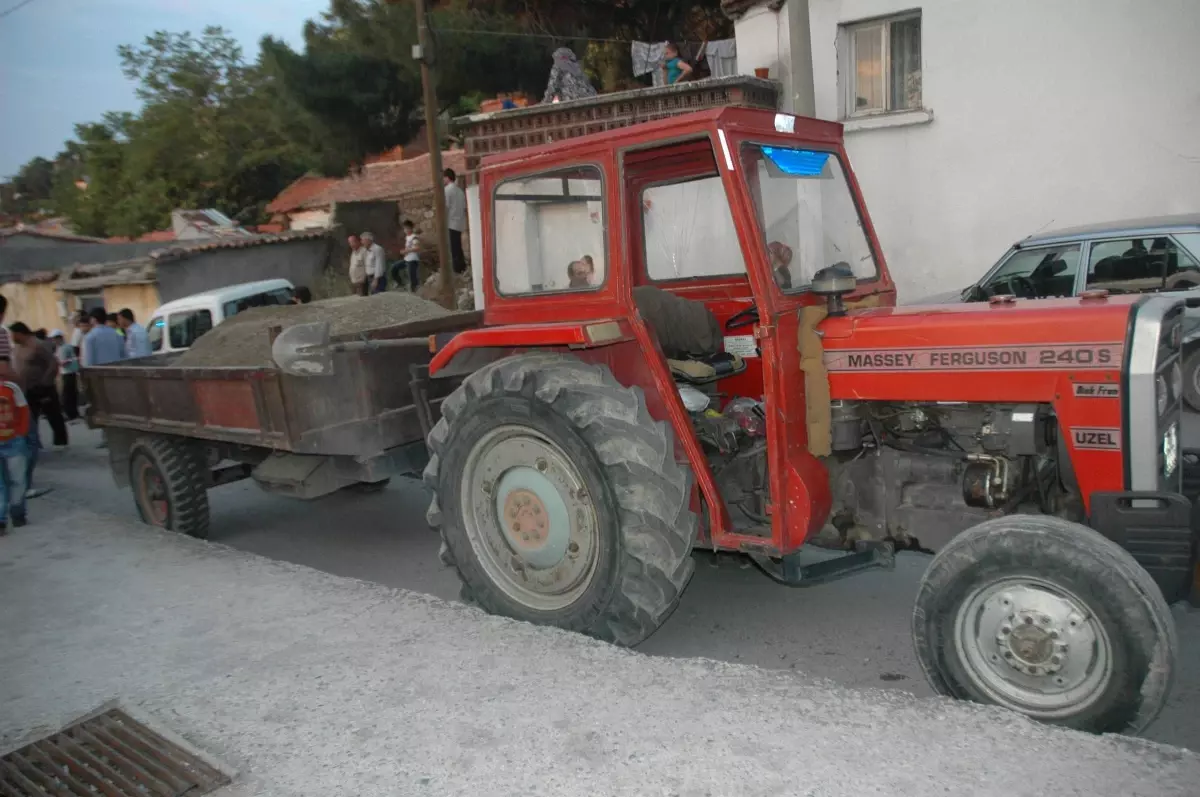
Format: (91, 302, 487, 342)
(14, 1, 727, 238)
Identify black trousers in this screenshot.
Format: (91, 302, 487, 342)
(28, 384, 68, 447)
(61, 373, 79, 421)
(449, 229, 467, 274)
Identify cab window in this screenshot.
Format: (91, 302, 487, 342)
(1086, 236, 1200, 292)
(978, 244, 1081, 299)
(148, 317, 164, 352)
(494, 166, 606, 295)
(643, 175, 743, 281)
(168, 310, 213, 349)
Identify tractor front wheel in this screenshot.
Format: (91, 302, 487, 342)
(913, 515, 1176, 735)
(424, 353, 697, 646)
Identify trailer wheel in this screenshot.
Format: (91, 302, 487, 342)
(129, 436, 211, 539)
(424, 352, 697, 646)
(913, 515, 1176, 734)
(1181, 347, 1200, 412)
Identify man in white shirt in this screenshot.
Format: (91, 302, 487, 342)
(347, 234, 368, 296)
(443, 168, 468, 274)
(361, 231, 387, 294)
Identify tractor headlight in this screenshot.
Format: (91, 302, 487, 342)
(1163, 422, 1179, 478)
(1156, 373, 1168, 416)
(1171, 361, 1183, 406)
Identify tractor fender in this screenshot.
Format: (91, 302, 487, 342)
(429, 319, 633, 377)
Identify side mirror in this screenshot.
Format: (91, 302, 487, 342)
(272, 321, 334, 376)
(811, 262, 856, 316)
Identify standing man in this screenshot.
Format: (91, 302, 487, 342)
(52, 330, 80, 422)
(117, 308, 152, 358)
(443, 168, 468, 274)
(83, 307, 126, 366)
(10, 321, 65, 499)
(362, 231, 387, 294)
(347, 234, 368, 297)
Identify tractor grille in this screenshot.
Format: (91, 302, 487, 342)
(0, 708, 230, 796)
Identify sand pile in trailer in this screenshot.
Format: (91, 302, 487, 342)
(175, 292, 453, 368)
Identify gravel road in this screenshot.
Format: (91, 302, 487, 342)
(3, 500, 1199, 796)
(26, 422, 1200, 754)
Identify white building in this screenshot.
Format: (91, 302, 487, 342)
(731, 0, 1200, 299)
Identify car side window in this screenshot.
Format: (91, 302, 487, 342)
(494, 165, 606, 295)
(980, 245, 1081, 299)
(168, 310, 213, 349)
(1085, 237, 1200, 292)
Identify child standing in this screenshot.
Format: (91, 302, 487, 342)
(401, 220, 422, 292)
(0, 377, 31, 534)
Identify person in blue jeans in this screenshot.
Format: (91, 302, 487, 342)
(0, 434, 29, 533)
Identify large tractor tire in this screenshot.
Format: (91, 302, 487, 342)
(424, 352, 697, 646)
(128, 435, 211, 539)
(913, 516, 1176, 735)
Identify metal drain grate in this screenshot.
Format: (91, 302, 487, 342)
(1, 707, 230, 796)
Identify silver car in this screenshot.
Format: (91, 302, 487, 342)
(917, 214, 1200, 409)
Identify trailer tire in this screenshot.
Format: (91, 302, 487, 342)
(913, 515, 1176, 735)
(424, 352, 697, 646)
(129, 436, 211, 539)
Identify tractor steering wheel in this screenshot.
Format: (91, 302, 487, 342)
(726, 305, 760, 331)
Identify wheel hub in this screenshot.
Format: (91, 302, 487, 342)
(995, 610, 1068, 676)
(955, 579, 1113, 718)
(461, 425, 600, 612)
(502, 488, 549, 550)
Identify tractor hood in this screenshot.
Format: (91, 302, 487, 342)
(818, 294, 1140, 403)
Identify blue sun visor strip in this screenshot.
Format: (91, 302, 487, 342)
(762, 147, 830, 176)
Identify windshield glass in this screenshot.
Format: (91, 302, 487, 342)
(740, 144, 877, 293)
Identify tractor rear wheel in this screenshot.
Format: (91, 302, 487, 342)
(913, 515, 1176, 735)
(424, 352, 697, 646)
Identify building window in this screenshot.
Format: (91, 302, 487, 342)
(842, 12, 922, 117)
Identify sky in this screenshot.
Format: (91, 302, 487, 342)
(0, 0, 329, 179)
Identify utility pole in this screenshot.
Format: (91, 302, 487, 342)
(410, 0, 455, 309)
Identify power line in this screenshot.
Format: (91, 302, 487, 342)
(0, 0, 37, 20)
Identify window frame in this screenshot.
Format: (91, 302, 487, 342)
(841, 10, 923, 120)
(975, 243, 1084, 298)
(739, 142, 883, 296)
(1082, 234, 1200, 293)
(490, 162, 609, 298)
(166, 309, 213, 350)
(640, 172, 748, 285)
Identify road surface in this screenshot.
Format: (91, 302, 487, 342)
(28, 423, 1200, 752)
(3, 500, 1199, 796)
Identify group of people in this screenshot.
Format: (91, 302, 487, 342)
(347, 168, 469, 297)
(542, 42, 693, 105)
(0, 298, 152, 532)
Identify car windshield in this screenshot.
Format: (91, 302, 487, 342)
(740, 144, 878, 293)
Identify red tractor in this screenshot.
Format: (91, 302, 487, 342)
(413, 107, 1194, 735)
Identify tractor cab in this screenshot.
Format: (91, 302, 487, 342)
(468, 108, 895, 556)
(424, 106, 1194, 736)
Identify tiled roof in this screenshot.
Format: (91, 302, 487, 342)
(303, 150, 467, 209)
(266, 174, 341, 214)
(0, 226, 107, 244)
(150, 229, 331, 262)
(720, 0, 786, 18)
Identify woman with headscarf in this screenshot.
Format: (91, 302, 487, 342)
(542, 47, 598, 104)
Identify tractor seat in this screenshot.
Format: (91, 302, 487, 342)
(669, 352, 746, 385)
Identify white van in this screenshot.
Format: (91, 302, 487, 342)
(148, 279, 295, 354)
